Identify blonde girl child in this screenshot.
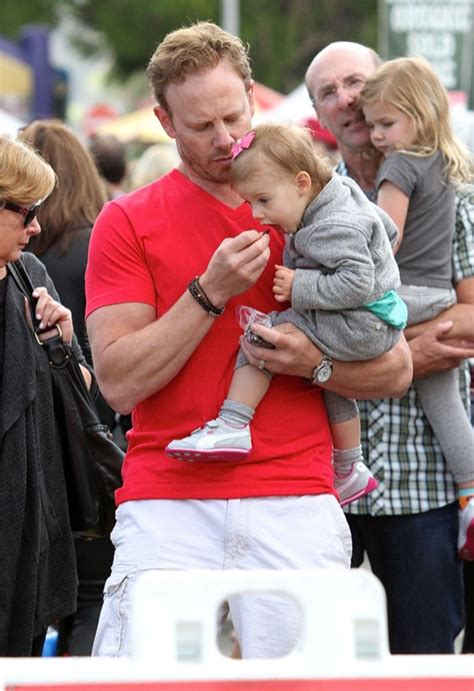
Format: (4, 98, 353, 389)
(166, 122, 407, 506)
(360, 56, 474, 558)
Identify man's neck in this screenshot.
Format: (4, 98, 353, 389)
(178, 163, 243, 208)
(338, 144, 381, 194)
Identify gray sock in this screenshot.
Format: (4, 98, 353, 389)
(219, 399, 254, 427)
(333, 445, 363, 475)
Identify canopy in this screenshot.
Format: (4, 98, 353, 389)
(255, 82, 338, 148)
(255, 82, 314, 125)
(96, 105, 171, 143)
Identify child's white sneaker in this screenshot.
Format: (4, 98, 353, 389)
(334, 461, 378, 507)
(165, 418, 251, 462)
(458, 498, 474, 560)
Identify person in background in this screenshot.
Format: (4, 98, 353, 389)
(456, 183, 474, 653)
(85, 22, 412, 659)
(89, 134, 128, 199)
(129, 142, 180, 190)
(19, 121, 107, 366)
(304, 41, 474, 653)
(19, 120, 115, 656)
(0, 135, 91, 655)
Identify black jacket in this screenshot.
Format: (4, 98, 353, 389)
(0, 253, 81, 655)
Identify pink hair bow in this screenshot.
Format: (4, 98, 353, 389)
(231, 131, 256, 159)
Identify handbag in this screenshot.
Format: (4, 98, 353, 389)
(8, 258, 124, 538)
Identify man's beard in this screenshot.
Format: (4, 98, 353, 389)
(177, 142, 231, 185)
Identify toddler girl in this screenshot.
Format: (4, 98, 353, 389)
(166, 123, 407, 506)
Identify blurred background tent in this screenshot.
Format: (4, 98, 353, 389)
(96, 104, 170, 143)
(255, 83, 313, 126)
(255, 82, 338, 152)
(95, 82, 284, 144)
(0, 108, 24, 136)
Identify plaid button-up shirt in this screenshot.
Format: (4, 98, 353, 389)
(336, 163, 474, 516)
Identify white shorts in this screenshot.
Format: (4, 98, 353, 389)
(92, 494, 352, 659)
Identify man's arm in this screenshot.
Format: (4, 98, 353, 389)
(239, 322, 413, 399)
(87, 230, 270, 414)
(405, 277, 474, 341)
(241, 277, 474, 398)
(406, 276, 474, 379)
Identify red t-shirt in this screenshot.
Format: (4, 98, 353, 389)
(86, 170, 334, 503)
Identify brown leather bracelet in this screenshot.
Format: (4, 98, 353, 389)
(188, 276, 224, 317)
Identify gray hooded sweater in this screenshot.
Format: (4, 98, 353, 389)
(271, 174, 402, 361)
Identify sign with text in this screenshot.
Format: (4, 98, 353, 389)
(378, 0, 474, 107)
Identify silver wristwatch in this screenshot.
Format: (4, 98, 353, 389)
(311, 354, 333, 384)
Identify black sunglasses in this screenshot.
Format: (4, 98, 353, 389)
(1, 199, 43, 227)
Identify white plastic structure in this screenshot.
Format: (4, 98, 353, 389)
(131, 567, 390, 668)
(0, 568, 472, 689)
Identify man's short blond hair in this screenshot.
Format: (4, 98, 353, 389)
(146, 21, 252, 114)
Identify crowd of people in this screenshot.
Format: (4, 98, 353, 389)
(0, 19, 472, 660)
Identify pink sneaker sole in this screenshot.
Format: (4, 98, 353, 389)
(165, 446, 250, 462)
(459, 521, 474, 560)
(339, 476, 378, 508)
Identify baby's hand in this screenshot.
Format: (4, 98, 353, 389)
(273, 264, 295, 303)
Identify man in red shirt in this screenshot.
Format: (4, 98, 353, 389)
(85, 22, 412, 658)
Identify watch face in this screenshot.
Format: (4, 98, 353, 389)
(317, 363, 332, 382)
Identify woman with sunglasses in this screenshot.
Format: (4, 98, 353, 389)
(0, 135, 91, 656)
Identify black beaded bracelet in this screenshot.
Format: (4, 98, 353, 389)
(188, 276, 224, 317)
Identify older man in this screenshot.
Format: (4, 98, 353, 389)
(305, 41, 474, 654)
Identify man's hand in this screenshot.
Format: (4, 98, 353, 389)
(240, 321, 318, 378)
(240, 321, 413, 399)
(87, 231, 270, 414)
(199, 230, 270, 307)
(273, 264, 295, 303)
(410, 320, 474, 379)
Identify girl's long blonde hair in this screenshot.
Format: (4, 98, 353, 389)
(360, 56, 473, 183)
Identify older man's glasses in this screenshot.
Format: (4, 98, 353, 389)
(313, 77, 366, 106)
(1, 199, 43, 227)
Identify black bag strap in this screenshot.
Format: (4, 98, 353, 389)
(8, 258, 99, 394)
(7, 258, 70, 366)
(7, 258, 41, 331)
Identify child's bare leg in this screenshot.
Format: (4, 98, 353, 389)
(217, 364, 271, 430)
(228, 363, 271, 410)
(330, 417, 361, 451)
